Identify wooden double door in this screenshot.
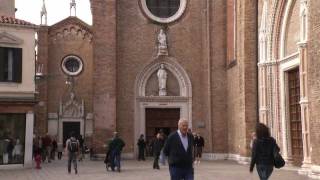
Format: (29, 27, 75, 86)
(145, 108, 180, 155)
(288, 68, 303, 165)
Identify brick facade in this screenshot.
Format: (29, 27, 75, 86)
(308, 0, 320, 166)
(35, 0, 259, 157)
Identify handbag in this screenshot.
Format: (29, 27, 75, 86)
(273, 144, 285, 168)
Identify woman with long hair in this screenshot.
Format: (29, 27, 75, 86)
(250, 123, 279, 180)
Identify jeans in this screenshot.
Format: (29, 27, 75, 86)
(256, 164, 273, 180)
(67, 152, 77, 173)
(169, 166, 194, 180)
(159, 150, 166, 165)
(111, 150, 121, 171)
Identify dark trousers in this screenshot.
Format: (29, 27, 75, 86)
(67, 152, 77, 173)
(138, 148, 145, 160)
(153, 152, 160, 169)
(51, 150, 56, 160)
(256, 164, 273, 180)
(169, 166, 194, 180)
(58, 152, 62, 160)
(110, 150, 121, 171)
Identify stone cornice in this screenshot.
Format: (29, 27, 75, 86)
(279, 52, 299, 64)
(137, 96, 190, 102)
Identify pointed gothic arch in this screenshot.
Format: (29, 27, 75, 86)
(133, 57, 192, 156)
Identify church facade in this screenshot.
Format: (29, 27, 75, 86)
(33, 0, 320, 178)
(257, 0, 320, 177)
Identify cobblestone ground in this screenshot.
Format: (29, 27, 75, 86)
(0, 159, 312, 180)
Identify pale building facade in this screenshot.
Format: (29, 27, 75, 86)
(0, 0, 37, 167)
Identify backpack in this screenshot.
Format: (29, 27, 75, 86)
(68, 139, 79, 153)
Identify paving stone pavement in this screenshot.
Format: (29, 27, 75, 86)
(0, 159, 312, 180)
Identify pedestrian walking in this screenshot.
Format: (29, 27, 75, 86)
(42, 134, 52, 163)
(34, 148, 42, 169)
(152, 133, 164, 169)
(194, 133, 204, 164)
(51, 137, 57, 160)
(57, 142, 63, 160)
(108, 132, 125, 172)
(250, 123, 280, 180)
(137, 134, 146, 161)
(78, 135, 84, 161)
(159, 129, 167, 166)
(163, 118, 194, 180)
(65, 132, 80, 174)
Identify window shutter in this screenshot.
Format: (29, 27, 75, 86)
(13, 48, 22, 83)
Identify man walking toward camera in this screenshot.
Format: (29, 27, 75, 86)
(65, 132, 79, 174)
(163, 118, 194, 180)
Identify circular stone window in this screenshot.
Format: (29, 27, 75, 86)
(140, 0, 187, 23)
(61, 55, 83, 76)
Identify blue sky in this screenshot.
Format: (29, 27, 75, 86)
(15, 0, 92, 25)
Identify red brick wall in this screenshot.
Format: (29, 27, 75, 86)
(35, 26, 49, 136)
(91, 0, 117, 153)
(227, 0, 258, 156)
(307, 0, 320, 165)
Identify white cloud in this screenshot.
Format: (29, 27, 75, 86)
(15, 0, 92, 25)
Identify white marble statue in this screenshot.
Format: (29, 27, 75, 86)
(157, 64, 167, 96)
(70, 0, 77, 16)
(157, 29, 168, 56)
(40, 0, 47, 25)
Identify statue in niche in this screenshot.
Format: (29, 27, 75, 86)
(157, 64, 167, 96)
(157, 29, 169, 56)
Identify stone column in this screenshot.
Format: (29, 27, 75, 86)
(298, 42, 311, 172)
(298, 0, 311, 173)
(24, 111, 34, 168)
(258, 64, 268, 125)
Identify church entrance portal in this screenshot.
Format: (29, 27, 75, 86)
(63, 122, 80, 146)
(145, 108, 180, 155)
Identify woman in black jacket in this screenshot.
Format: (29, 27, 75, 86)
(250, 123, 279, 180)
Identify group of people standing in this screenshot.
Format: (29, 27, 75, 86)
(0, 135, 23, 164)
(33, 134, 59, 164)
(33, 132, 86, 173)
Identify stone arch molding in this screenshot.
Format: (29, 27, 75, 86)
(133, 57, 192, 158)
(135, 58, 192, 98)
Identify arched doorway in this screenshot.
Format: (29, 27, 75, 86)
(134, 58, 192, 156)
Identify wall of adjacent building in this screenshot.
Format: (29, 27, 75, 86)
(0, 26, 36, 99)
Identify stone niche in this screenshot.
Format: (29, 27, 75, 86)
(145, 69, 180, 96)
